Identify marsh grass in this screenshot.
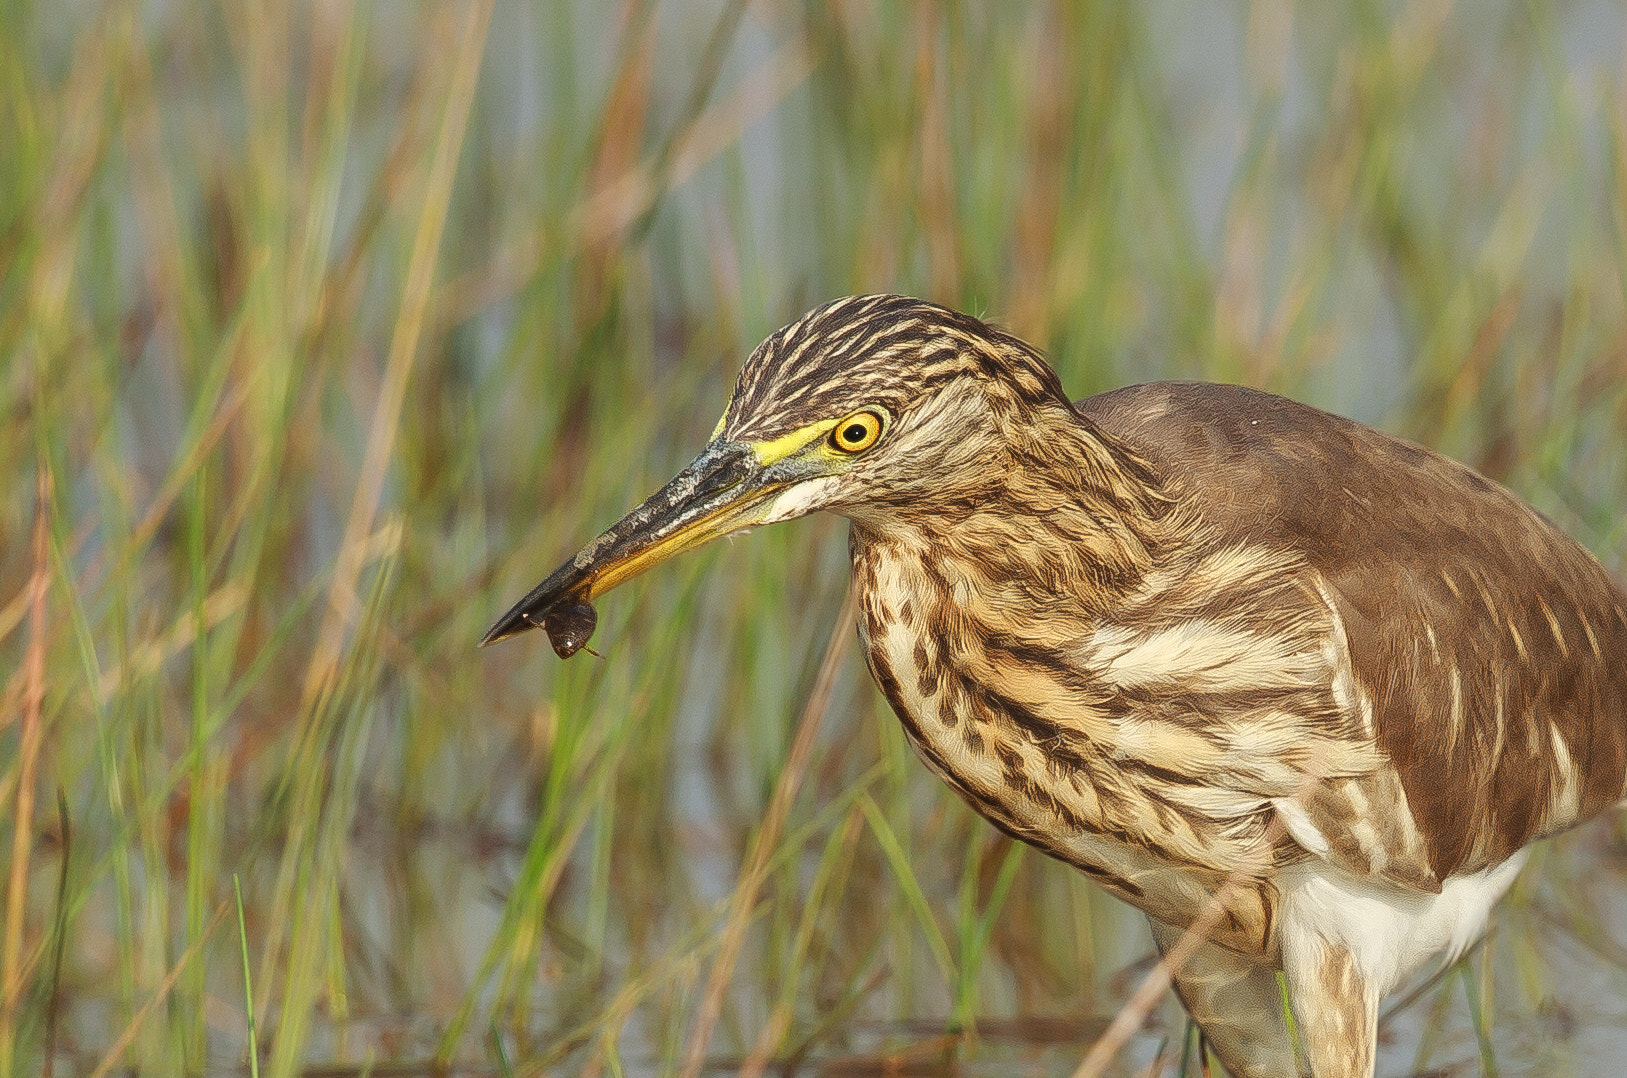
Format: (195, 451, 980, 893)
(3, 2, 1627, 1075)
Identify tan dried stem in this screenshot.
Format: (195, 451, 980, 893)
(679, 587, 857, 1078)
(0, 465, 53, 1078)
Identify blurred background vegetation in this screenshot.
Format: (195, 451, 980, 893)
(3, 1, 1627, 1075)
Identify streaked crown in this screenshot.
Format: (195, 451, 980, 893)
(720, 294, 1072, 444)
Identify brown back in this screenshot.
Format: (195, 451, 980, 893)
(1080, 381, 1627, 879)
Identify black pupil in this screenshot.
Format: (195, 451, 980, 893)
(843, 422, 867, 444)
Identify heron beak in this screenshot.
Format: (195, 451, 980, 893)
(479, 439, 803, 650)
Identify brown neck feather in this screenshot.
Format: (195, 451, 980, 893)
(854, 403, 1196, 616)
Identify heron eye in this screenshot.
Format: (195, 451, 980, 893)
(830, 410, 883, 454)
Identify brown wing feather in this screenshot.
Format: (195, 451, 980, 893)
(1079, 381, 1627, 881)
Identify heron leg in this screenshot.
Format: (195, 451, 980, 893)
(1147, 917, 1307, 1078)
(1279, 930, 1378, 1078)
